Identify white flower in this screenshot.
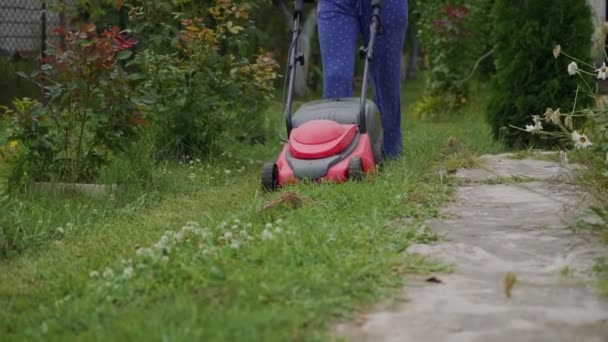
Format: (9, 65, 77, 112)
(56, 227, 65, 235)
(123, 266, 134, 279)
(572, 131, 593, 149)
(596, 62, 608, 80)
(274, 227, 283, 234)
(261, 229, 274, 240)
(223, 231, 233, 240)
(161, 256, 170, 263)
(188, 173, 196, 180)
(525, 124, 538, 132)
(224, 169, 231, 175)
(89, 271, 100, 278)
(265, 222, 273, 229)
(102, 267, 115, 278)
(567, 62, 579, 75)
(275, 218, 283, 225)
(230, 240, 240, 249)
(553, 44, 562, 58)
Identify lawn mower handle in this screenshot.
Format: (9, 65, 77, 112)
(358, 0, 382, 133)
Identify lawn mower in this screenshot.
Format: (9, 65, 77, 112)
(261, 0, 384, 191)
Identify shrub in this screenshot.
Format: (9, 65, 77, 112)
(124, 0, 278, 159)
(413, 0, 493, 118)
(487, 0, 593, 147)
(0, 24, 144, 188)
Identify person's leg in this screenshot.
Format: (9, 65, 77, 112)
(359, 0, 408, 158)
(317, 0, 360, 98)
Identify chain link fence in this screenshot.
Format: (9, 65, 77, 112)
(0, 0, 76, 58)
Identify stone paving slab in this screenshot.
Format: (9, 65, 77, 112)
(334, 154, 608, 342)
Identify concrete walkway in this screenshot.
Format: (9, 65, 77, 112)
(335, 154, 608, 342)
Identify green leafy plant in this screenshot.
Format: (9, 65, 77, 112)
(125, 0, 278, 158)
(413, 0, 493, 118)
(0, 23, 144, 188)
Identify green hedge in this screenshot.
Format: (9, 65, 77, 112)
(487, 0, 593, 147)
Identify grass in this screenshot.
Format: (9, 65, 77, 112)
(0, 77, 503, 340)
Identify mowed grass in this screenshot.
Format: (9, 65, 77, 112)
(0, 78, 503, 341)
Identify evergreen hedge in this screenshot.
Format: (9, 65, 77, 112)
(487, 0, 593, 146)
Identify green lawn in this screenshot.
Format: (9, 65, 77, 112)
(0, 78, 503, 341)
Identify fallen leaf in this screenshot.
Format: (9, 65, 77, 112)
(504, 271, 517, 298)
(425, 276, 443, 284)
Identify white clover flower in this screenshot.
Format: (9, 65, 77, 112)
(196, 158, 201, 163)
(572, 131, 593, 149)
(56, 227, 65, 235)
(261, 229, 274, 240)
(159, 235, 169, 245)
(231, 224, 239, 230)
(274, 227, 283, 234)
(123, 266, 134, 279)
(567, 62, 579, 75)
(275, 218, 283, 225)
(239, 230, 248, 237)
(596, 62, 608, 80)
(223, 231, 233, 240)
(224, 169, 232, 175)
(230, 240, 240, 249)
(161, 256, 169, 263)
(219, 221, 228, 228)
(265, 222, 273, 229)
(245, 223, 253, 228)
(189, 160, 194, 165)
(553, 44, 562, 58)
(188, 173, 196, 180)
(89, 270, 100, 279)
(234, 219, 240, 224)
(102, 267, 115, 278)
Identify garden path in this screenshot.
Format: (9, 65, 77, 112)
(335, 153, 608, 342)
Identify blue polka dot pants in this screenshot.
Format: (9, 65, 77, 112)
(317, 0, 408, 158)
